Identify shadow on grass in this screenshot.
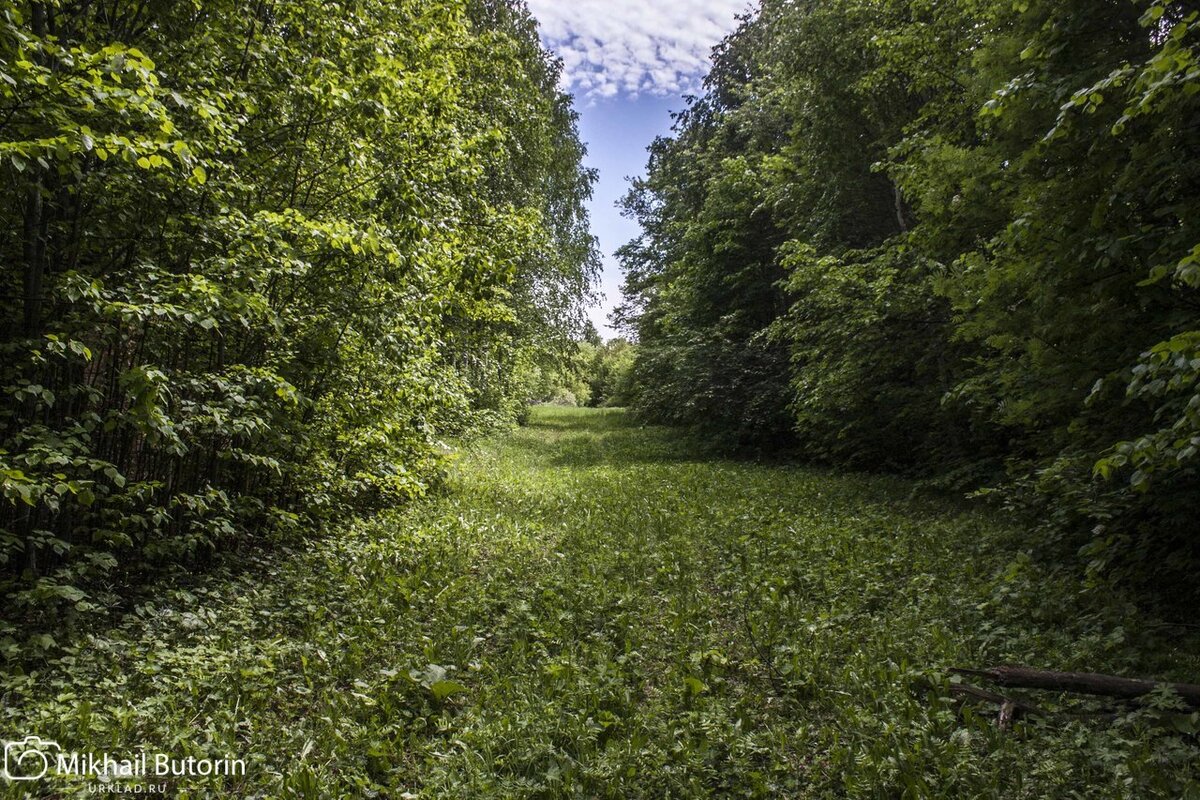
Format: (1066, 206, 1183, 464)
(523, 406, 633, 432)
(519, 406, 712, 470)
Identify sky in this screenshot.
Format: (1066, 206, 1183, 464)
(524, 0, 750, 338)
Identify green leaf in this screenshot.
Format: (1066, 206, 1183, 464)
(428, 680, 467, 700)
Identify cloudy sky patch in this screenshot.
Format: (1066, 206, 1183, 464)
(526, 0, 749, 99)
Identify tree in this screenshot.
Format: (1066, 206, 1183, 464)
(0, 0, 597, 651)
(617, 0, 1200, 584)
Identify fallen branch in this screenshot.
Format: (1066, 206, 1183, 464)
(951, 666, 1200, 707)
(947, 682, 1119, 727)
(948, 682, 1042, 729)
(949, 682, 1040, 714)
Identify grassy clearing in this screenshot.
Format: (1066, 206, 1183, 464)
(3, 406, 1198, 798)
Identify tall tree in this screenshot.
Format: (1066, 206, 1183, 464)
(0, 0, 597, 649)
(619, 0, 1200, 582)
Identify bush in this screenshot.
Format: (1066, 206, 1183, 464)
(0, 0, 596, 654)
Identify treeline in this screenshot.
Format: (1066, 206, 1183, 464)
(526, 329, 636, 408)
(0, 0, 596, 652)
(618, 0, 1199, 585)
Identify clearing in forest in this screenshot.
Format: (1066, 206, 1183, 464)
(3, 407, 1197, 798)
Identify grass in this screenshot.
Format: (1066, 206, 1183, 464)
(2, 406, 1198, 798)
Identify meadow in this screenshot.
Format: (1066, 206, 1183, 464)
(3, 407, 1197, 798)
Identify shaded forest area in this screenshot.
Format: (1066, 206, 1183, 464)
(616, 0, 1200, 602)
(0, 0, 598, 655)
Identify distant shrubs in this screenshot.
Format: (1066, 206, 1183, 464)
(584, 338, 636, 407)
(522, 333, 637, 410)
(549, 389, 579, 407)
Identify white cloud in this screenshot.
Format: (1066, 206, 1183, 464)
(525, 0, 750, 99)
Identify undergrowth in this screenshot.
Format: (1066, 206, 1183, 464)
(2, 407, 1197, 798)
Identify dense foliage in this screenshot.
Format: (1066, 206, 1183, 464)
(5, 408, 1196, 797)
(532, 335, 638, 410)
(617, 0, 1200, 581)
(582, 336, 636, 408)
(515, 326, 636, 409)
(0, 0, 596, 653)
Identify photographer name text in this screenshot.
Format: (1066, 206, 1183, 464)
(58, 751, 246, 778)
(4, 736, 244, 783)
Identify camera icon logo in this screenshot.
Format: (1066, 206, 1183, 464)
(3, 736, 60, 781)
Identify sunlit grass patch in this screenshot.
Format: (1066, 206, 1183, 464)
(2, 408, 1197, 798)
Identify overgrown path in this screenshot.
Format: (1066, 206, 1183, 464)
(5, 408, 1198, 798)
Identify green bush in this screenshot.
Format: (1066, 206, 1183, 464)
(0, 0, 596, 655)
(616, 0, 1200, 584)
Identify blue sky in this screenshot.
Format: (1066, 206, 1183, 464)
(575, 95, 677, 338)
(524, 0, 749, 338)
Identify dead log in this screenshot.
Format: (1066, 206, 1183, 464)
(951, 666, 1200, 707)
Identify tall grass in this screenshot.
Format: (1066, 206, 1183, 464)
(3, 407, 1197, 797)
